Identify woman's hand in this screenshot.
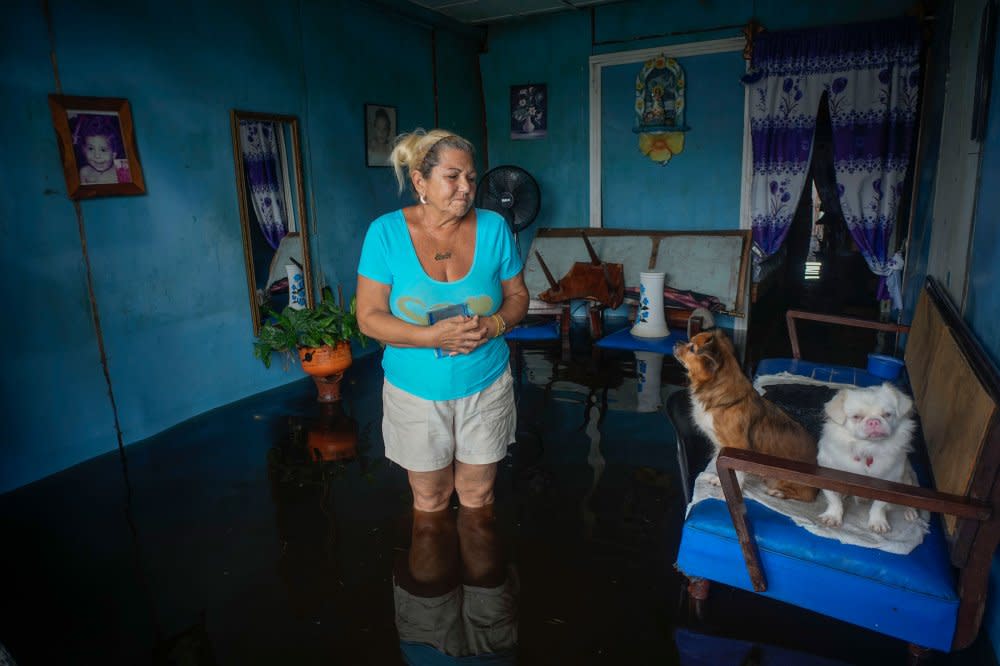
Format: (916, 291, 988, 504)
(433, 315, 488, 355)
(474, 315, 497, 341)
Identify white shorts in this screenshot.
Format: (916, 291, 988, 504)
(382, 368, 516, 472)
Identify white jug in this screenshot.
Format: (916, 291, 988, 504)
(630, 272, 669, 338)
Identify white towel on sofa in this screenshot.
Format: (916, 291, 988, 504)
(688, 458, 930, 555)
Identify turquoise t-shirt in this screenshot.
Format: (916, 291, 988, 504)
(357, 208, 523, 401)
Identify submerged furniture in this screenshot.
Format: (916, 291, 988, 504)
(671, 277, 1000, 660)
(521, 228, 752, 346)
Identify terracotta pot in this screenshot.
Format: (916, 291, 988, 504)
(298, 343, 352, 402)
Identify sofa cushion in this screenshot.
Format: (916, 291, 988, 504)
(677, 496, 959, 651)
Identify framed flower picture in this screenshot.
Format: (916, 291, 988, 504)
(48, 95, 146, 199)
(510, 84, 547, 140)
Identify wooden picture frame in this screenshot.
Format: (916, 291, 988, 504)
(364, 103, 396, 167)
(48, 95, 146, 199)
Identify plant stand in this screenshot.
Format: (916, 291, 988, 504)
(310, 372, 345, 403)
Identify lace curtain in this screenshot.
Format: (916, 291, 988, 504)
(744, 19, 921, 307)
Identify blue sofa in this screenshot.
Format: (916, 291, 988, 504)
(670, 278, 1000, 657)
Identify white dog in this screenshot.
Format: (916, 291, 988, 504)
(816, 383, 919, 534)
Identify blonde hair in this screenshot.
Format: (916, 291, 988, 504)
(389, 128, 475, 197)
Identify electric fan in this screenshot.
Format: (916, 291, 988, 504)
(475, 165, 540, 254)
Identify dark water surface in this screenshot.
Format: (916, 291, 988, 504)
(0, 339, 994, 665)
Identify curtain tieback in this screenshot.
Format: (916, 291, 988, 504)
(866, 251, 905, 311)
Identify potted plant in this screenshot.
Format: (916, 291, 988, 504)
(254, 286, 367, 402)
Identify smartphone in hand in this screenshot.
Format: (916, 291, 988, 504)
(426, 303, 471, 358)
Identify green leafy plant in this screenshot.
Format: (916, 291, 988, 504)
(254, 286, 367, 369)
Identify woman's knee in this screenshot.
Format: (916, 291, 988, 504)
(409, 471, 454, 511)
(454, 476, 495, 507)
(454, 461, 497, 507)
(412, 489, 452, 512)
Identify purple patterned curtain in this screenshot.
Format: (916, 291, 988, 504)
(238, 120, 288, 250)
(744, 19, 920, 307)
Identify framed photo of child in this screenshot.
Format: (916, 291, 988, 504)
(48, 95, 146, 199)
(364, 103, 396, 167)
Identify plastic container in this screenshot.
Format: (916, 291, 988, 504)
(867, 353, 904, 381)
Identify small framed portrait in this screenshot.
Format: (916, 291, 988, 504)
(510, 84, 547, 140)
(47, 95, 146, 199)
(364, 103, 396, 167)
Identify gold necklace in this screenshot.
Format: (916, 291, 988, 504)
(419, 211, 457, 261)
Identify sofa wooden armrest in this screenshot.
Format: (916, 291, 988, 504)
(714, 447, 992, 594)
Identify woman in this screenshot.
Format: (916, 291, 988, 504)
(356, 128, 529, 512)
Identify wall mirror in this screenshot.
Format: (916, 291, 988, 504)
(230, 110, 314, 334)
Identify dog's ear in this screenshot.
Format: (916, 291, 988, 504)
(887, 383, 914, 418)
(712, 328, 735, 355)
(824, 390, 848, 424)
(699, 340, 725, 370)
(689, 351, 720, 381)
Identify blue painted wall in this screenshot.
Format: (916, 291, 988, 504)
(435, 31, 489, 174)
(0, 0, 482, 493)
(900, 2, 954, 322)
(1, 2, 119, 491)
(965, 15, 1000, 370)
(601, 51, 746, 230)
(480, 10, 594, 252)
(480, 0, 914, 255)
(963, 14, 1000, 659)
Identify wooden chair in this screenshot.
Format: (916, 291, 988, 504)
(671, 277, 1000, 661)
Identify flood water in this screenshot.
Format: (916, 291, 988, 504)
(0, 333, 994, 665)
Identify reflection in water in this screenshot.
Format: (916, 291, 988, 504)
(394, 506, 518, 663)
(634, 351, 665, 413)
(581, 393, 605, 540)
(152, 612, 217, 665)
(267, 408, 361, 620)
(303, 402, 358, 461)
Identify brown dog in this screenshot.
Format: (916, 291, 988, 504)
(673, 329, 818, 501)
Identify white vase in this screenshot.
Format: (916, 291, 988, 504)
(286, 264, 306, 310)
(631, 272, 669, 338)
(635, 351, 664, 412)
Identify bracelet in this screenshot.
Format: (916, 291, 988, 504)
(492, 313, 507, 338)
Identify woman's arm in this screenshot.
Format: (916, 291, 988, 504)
(356, 274, 486, 352)
(480, 271, 530, 338)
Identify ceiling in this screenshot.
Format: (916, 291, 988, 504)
(404, 0, 625, 25)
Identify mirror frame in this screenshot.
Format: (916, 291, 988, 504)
(230, 110, 315, 334)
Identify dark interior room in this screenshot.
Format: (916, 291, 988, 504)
(3, 0, 1000, 664)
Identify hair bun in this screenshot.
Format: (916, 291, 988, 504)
(388, 128, 472, 196)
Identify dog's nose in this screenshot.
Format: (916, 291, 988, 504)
(865, 417, 882, 430)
